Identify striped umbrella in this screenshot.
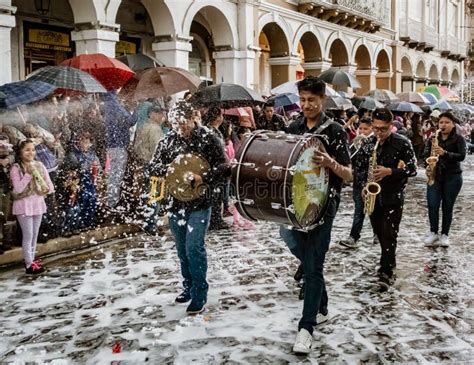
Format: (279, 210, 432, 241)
(420, 92, 438, 105)
(26, 66, 106, 93)
(0, 80, 56, 109)
(418, 85, 460, 102)
(396, 92, 429, 105)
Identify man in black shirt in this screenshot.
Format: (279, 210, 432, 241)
(256, 102, 287, 131)
(282, 77, 352, 354)
(354, 108, 417, 288)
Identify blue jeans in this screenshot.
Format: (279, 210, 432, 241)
(349, 187, 365, 242)
(280, 197, 338, 334)
(169, 208, 211, 305)
(427, 174, 463, 235)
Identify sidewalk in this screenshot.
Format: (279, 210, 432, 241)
(0, 224, 142, 268)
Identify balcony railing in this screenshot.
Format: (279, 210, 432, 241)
(335, 0, 390, 25)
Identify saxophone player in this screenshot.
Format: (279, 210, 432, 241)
(354, 108, 417, 288)
(423, 112, 466, 247)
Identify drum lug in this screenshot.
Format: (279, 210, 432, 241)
(271, 203, 282, 209)
(242, 199, 255, 205)
(231, 162, 256, 168)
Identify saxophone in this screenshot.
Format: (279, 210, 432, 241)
(363, 138, 381, 215)
(426, 129, 440, 186)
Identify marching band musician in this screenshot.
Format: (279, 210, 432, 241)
(149, 101, 230, 315)
(354, 108, 417, 289)
(281, 76, 352, 355)
(423, 111, 466, 248)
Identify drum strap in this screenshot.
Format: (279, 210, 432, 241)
(314, 118, 335, 134)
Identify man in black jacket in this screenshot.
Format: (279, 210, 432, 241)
(354, 108, 417, 288)
(149, 102, 229, 315)
(256, 102, 287, 131)
(281, 76, 352, 354)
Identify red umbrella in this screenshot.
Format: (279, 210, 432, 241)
(61, 53, 135, 91)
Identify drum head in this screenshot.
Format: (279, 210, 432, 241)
(166, 153, 210, 202)
(291, 139, 330, 228)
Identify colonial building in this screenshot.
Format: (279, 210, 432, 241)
(0, 0, 468, 96)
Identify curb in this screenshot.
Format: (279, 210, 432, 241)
(0, 224, 142, 268)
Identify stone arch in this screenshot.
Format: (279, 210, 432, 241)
(258, 21, 292, 93)
(354, 44, 372, 69)
(183, 3, 237, 49)
(292, 24, 324, 58)
(294, 30, 323, 78)
(69, 0, 120, 24)
(428, 63, 439, 82)
(258, 13, 292, 52)
(401, 55, 414, 92)
(415, 59, 427, 78)
(325, 32, 350, 65)
(451, 68, 460, 84)
(441, 65, 449, 81)
(375, 48, 392, 90)
(374, 45, 392, 72)
(141, 0, 176, 36)
(351, 39, 374, 67)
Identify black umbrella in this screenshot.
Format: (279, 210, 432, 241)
(26, 66, 106, 93)
(324, 96, 353, 111)
(352, 96, 384, 111)
(193, 83, 264, 108)
(319, 68, 361, 89)
(117, 54, 164, 71)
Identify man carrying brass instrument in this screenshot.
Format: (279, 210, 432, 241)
(355, 108, 417, 289)
(280, 76, 352, 354)
(149, 101, 230, 315)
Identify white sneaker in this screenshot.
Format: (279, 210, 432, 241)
(424, 232, 439, 246)
(439, 234, 449, 247)
(293, 328, 313, 354)
(316, 312, 329, 325)
(339, 236, 358, 249)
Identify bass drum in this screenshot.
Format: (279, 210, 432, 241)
(232, 130, 331, 230)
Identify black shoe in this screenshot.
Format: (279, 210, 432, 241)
(298, 283, 305, 300)
(294, 263, 304, 282)
(175, 291, 192, 303)
(378, 272, 394, 289)
(186, 301, 206, 315)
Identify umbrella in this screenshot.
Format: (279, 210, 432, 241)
(396, 92, 429, 105)
(324, 96, 353, 111)
(352, 96, 384, 111)
(117, 54, 164, 71)
(432, 99, 452, 111)
(0, 91, 5, 98)
(0, 80, 56, 109)
(270, 80, 338, 97)
(26, 66, 106, 93)
(418, 85, 460, 101)
(267, 93, 300, 108)
(319, 68, 361, 89)
(420, 92, 438, 105)
(133, 67, 201, 100)
(337, 90, 354, 99)
(223, 107, 250, 117)
(193, 83, 264, 108)
(388, 101, 423, 113)
(61, 53, 135, 91)
(363, 89, 398, 103)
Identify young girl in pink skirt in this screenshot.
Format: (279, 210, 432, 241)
(10, 139, 54, 274)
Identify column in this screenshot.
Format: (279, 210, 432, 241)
(392, 44, 403, 93)
(267, 56, 300, 88)
(213, 50, 256, 86)
(302, 60, 332, 77)
(401, 76, 416, 92)
(355, 68, 378, 94)
(0, 4, 16, 84)
(152, 38, 192, 70)
(415, 77, 428, 90)
(71, 28, 119, 57)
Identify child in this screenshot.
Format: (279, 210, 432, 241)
(339, 118, 377, 248)
(10, 139, 54, 274)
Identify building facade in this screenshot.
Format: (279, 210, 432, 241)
(0, 0, 468, 96)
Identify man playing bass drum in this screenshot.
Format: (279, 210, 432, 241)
(280, 76, 352, 355)
(354, 108, 417, 288)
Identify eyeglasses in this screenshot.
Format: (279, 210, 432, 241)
(372, 126, 390, 132)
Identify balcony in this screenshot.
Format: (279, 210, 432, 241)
(298, 0, 390, 33)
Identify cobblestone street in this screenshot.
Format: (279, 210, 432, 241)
(0, 158, 473, 364)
